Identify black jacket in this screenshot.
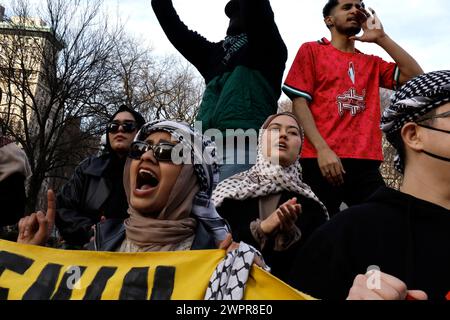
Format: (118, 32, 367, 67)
(217, 191, 327, 283)
(152, 0, 287, 133)
(56, 154, 129, 247)
(151, 0, 287, 93)
(0, 173, 26, 227)
(86, 219, 216, 252)
(288, 187, 450, 300)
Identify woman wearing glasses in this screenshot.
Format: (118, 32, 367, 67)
(55, 105, 146, 249)
(90, 120, 230, 252)
(19, 120, 230, 253)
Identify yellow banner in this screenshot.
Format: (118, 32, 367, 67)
(0, 240, 312, 300)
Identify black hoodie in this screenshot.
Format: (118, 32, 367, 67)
(288, 187, 450, 300)
(56, 106, 145, 246)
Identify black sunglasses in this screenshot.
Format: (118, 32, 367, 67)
(107, 121, 137, 133)
(129, 141, 179, 162)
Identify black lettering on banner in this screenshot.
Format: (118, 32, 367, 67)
(0, 251, 34, 277)
(0, 288, 9, 300)
(22, 263, 63, 300)
(150, 266, 175, 300)
(0, 251, 35, 300)
(119, 267, 149, 300)
(52, 266, 87, 300)
(83, 266, 117, 300)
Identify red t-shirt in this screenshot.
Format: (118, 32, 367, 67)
(283, 38, 399, 160)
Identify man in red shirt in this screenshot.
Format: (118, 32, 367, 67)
(283, 0, 423, 215)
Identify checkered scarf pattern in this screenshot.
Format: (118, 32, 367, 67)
(205, 242, 269, 300)
(381, 70, 450, 172)
(222, 33, 248, 65)
(212, 114, 328, 220)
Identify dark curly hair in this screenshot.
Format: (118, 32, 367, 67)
(323, 0, 364, 18)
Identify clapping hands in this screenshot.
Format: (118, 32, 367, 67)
(260, 197, 301, 235)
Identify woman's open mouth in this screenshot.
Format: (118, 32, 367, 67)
(277, 142, 288, 151)
(135, 168, 159, 192)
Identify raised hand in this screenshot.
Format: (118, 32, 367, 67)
(350, 7, 386, 44)
(17, 189, 56, 246)
(260, 197, 301, 235)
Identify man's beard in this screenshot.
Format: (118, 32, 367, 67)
(335, 24, 362, 37)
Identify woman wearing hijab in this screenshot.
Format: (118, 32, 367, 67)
(92, 120, 230, 252)
(212, 112, 328, 282)
(55, 105, 146, 248)
(18, 120, 230, 252)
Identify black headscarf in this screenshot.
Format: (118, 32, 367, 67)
(225, 0, 240, 18)
(105, 105, 146, 153)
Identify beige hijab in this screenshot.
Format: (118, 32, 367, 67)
(123, 158, 200, 251)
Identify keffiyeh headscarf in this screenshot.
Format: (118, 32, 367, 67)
(123, 120, 229, 251)
(212, 113, 328, 219)
(381, 70, 450, 173)
(222, 33, 248, 65)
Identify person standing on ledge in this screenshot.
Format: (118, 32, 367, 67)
(283, 0, 423, 215)
(151, 0, 288, 180)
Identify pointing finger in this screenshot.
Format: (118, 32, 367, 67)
(46, 189, 56, 233)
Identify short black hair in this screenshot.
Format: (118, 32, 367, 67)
(323, 0, 339, 17)
(323, 0, 364, 18)
(109, 105, 146, 129)
(389, 131, 406, 172)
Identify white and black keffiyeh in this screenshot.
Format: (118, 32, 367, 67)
(222, 33, 248, 65)
(381, 70, 450, 172)
(205, 242, 269, 300)
(135, 120, 230, 242)
(212, 114, 328, 220)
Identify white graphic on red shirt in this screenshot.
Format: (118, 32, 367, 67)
(348, 62, 356, 85)
(336, 88, 366, 117)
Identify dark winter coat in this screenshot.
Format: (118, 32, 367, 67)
(56, 155, 129, 247)
(288, 187, 450, 300)
(151, 0, 287, 132)
(217, 191, 327, 282)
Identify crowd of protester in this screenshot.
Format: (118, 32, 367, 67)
(2, 0, 449, 300)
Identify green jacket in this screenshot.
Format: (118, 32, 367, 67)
(197, 66, 278, 133)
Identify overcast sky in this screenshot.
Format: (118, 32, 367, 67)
(3, 0, 449, 91)
(103, 0, 449, 73)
